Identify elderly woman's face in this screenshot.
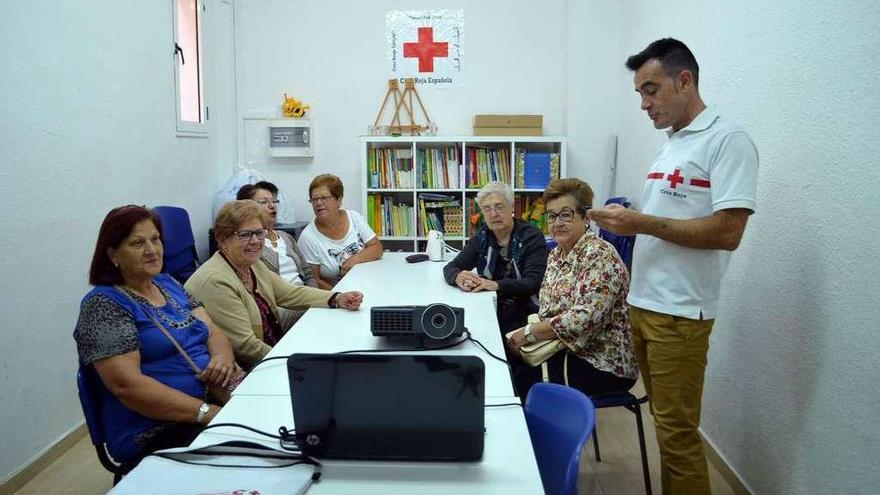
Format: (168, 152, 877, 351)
(309, 185, 340, 219)
(108, 220, 163, 282)
(479, 193, 514, 233)
(221, 217, 266, 268)
(546, 195, 587, 249)
(251, 188, 278, 226)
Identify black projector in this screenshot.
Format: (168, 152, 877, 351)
(370, 304, 466, 340)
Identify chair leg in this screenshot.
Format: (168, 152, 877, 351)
(633, 403, 652, 495)
(592, 423, 602, 462)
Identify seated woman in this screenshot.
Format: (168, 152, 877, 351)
(443, 181, 549, 334)
(74, 205, 236, 469)
(185, 200, 363, 368)
(297, 174, 383, 289)
(505, 179, 637, 399)
(238, 180, 317, 331)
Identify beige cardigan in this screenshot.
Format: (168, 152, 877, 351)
(185, 251, 333, 367)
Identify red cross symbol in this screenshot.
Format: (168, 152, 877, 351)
(666, 169, 685, 189)
(403, 27, 448, 72)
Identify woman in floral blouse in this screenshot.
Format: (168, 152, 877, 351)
(505, 178, 637, 398)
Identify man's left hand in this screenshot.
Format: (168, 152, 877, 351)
(588, 204, 643, 235)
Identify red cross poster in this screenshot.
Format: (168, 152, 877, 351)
(386, 10, 464, 88)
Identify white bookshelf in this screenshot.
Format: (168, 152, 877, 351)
(362, 135, 567, 252)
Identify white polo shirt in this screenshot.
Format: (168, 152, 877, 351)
(628, 107, 759, 320)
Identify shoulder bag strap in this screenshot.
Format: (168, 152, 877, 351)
(115, 286, 202, 374)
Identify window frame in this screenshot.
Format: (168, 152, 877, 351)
(172, 0, 209, 137)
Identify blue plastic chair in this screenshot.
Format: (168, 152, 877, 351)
(153, 206, 200, 283)
(76, 364, 124, 484)
(590, 391, 652, 495)
(524, 383, 596, 495)
(597, 197, 635, 271)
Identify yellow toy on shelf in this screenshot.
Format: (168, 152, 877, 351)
(282, 93, 310, 118)
(521, 197, 547, 233)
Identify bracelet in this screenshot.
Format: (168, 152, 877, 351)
(196, 402, 211, 424)
(328, 292, 340, 309)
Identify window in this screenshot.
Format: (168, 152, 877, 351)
(173, 0, 208, 136)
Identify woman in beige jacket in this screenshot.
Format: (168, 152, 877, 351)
(186, 200, 363, 368)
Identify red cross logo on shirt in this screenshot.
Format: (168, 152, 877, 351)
(666, 169, 685, 189)
(403, 27, 449, 72)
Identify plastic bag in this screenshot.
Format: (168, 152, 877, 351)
(213, 164, 296, 223)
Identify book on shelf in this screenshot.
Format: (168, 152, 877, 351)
(465, 196, 485, 238)
(417, 193, 462, 237)
(417, 147, 461, 189)
(368, 148, 414, 189)
(515, 150, 560, 189)
(368, 194, 414, 237)
(466, 147, 510, 188)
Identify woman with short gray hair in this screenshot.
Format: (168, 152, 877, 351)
(443, 181, 549, 335)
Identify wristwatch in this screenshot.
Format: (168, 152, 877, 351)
(523, 324, 537, 344)
(328, 292, 340, 308)
(196, 402, 211, 424)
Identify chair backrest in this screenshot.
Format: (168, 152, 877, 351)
(153, 206, 199, 283)
(598, 197, 635, 270)
(525, 383, 597, 495)
(77, 364, 122, 476)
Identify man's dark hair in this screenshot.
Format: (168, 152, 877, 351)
(625, 38, 699, 87)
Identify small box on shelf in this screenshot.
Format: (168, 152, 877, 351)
(473, 115, 542, 137)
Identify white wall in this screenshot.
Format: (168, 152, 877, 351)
(611, 1, 880, 493)
(232, 0, 574, 219)
(565, 0, 624, 203)
(0, 0, 227, 483)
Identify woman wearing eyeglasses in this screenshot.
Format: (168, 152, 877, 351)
(505, 178, 637, 399)
(185, 200, 363, 368)
(443, 181, 549, 335)
(237, 181, 317, 331)
(298, 174, 383, 289)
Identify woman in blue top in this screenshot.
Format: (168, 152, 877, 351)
(74, 205, 237, 469)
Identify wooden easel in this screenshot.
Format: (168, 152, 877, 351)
(372, 78, 434, 135)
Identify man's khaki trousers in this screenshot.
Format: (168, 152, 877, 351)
(630, 307, 714, 495)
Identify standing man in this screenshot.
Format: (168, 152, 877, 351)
(589, 38, 758, 494)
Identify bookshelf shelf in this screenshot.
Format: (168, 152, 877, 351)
(362, 135, 566, 252)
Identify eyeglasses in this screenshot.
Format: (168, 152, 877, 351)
(480, 203, 509, 214)
(546, 209, 579, 224)
(255, 199, 280, 207)
(233, 229, 268, 242)
(309, 195, 335, 204)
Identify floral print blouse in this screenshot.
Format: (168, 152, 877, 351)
(539, 230, 638, 379)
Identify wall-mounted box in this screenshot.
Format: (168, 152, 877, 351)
(268, 119, 313, 157)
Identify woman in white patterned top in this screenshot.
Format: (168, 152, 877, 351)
(505, 178, 637, 399)
(298, 174, 383, 289)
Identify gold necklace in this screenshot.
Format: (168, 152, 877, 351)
(269, 230, 278, 248)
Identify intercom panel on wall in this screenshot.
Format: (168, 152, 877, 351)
(268, 119, 313, 157)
